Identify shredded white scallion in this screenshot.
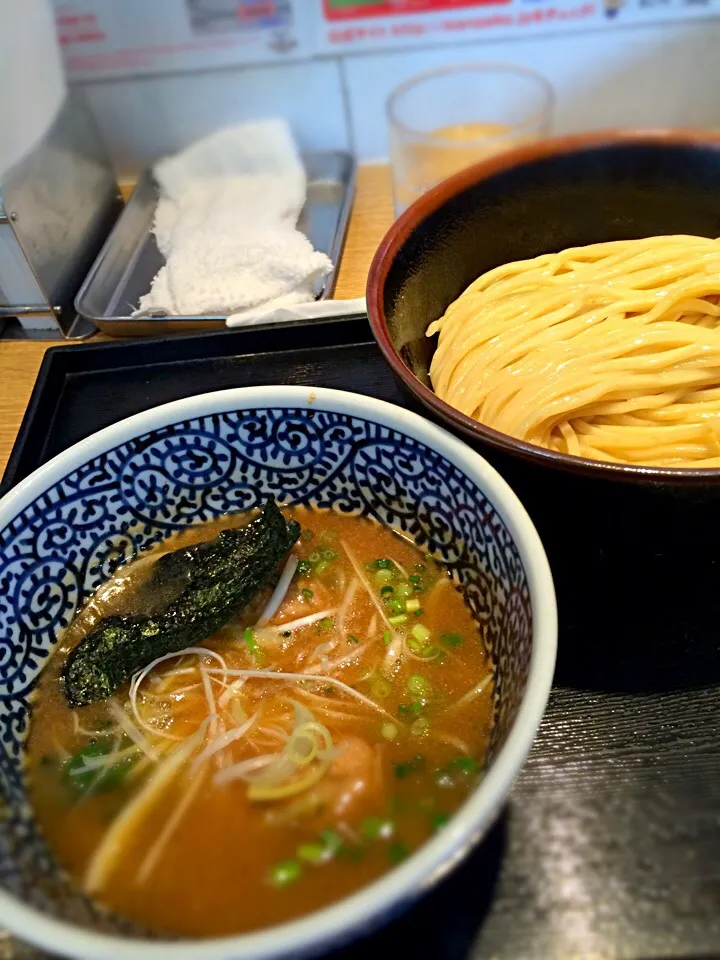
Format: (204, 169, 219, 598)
(106, 698, 158, 760)
(217, 677, 247, 709)
(274, 608, 337, 633)
(340, 542, 392, 629)
(84, 717, 212, 895)
(129, 647, 228, 742)
(192, 710, 260, 771)
(336, 578, 359, 634)
(213, 702, 339, 799)
(203, 668, 395, 719)
(137, 766, 206, 885)
(311, 643, 371, 675)
(69, 744, 140, 775)
(257, 554, 299, 625)
(71, 712, 110, 739)
(442, 672, 493, 713)
(200, 668, 220, 740)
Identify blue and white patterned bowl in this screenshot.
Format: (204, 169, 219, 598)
(0, 386, 556, 960)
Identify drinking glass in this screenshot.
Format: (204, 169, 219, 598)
(387, 63, 554, 216)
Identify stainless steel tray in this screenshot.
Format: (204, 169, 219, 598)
(74, 151, 356, 337)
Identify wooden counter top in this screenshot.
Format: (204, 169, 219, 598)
(0, 164, 394, 479)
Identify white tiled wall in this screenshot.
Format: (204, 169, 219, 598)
(343, 19, 720, 161)
(76, 18, 720, 177)
(82, 58, 349, 177)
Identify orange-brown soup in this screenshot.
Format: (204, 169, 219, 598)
(26, 508, 493, 937)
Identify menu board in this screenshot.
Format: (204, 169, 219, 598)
(55, 0, 719, 78)
(316, 0, 718, 50)
(55, 0, 312, 79)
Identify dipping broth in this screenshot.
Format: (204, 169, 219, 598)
(26, 507, 493, 937)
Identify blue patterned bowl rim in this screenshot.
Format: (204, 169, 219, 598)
(0, 386, 556, 960)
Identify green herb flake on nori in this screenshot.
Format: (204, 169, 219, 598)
(62, 501, 300, 706)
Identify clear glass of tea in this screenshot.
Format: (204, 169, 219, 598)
(387, 63, 554, 216)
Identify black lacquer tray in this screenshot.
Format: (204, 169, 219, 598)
(2, 316, 718, 960)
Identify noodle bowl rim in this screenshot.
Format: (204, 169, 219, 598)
(367, 126, 720, 483)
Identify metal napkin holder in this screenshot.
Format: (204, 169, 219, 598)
(0, 91, 122, 340)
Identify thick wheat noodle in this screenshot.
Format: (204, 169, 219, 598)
(428, 235, 720, 467)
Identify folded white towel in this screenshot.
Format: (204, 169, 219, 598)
(226, 296, 367, 328)
(136, 119, 332, 319)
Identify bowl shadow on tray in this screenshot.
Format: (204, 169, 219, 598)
(331, 816, 507, 960)
(399, 331, 720, 698)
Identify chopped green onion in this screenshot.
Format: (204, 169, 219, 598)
(406, 598, 421, 612)
(302, 588, 314, 600)
(372, 558, 392, 570)
(409, 575, 421, 584)
(409, 641, 439, 659)
(440, 632, 464, 648)
(380, 585, 394, 596)
(393, 755, 425, 779)
(308, 551, 322, 564)
(414, 563, 426, 573)
(370, 676, 393, 699)
(347, 634, 360, 645)
(244, 626, 259, 657)
(269, 860, 302, 887)
(434, 756, 481, 788)
(63, 741, 132, 793)
(407, 674, 431, 698)
(381, 722, 398, 741)
(411, 717, 430, 737)
(360, 817, 395, 841)
(301, 529, 314, 541)
(342, 845, 366, 864)
(317, 617, 333, 632)
(388, 841, 409, 865)
(398, 700, 424, 718)
(411, 624, 431, 645)
(395, 582, 412, 600)
(297, 842, 327, 865)
(451, 756, 480, 774)
(388, 599, 405, 615)
(314, 560, 330, 574)
(413, 608, 425, 617)
(388, 614, 407, 625)
(383, 630, 392, 646)
(296, 560, 312, 576)
(375, 568, 393, 584)
(413, 584, 423, 593)
(322, 548, 339, 562)
(320, 829, 344, 856)
(431, 813, 450, 831)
